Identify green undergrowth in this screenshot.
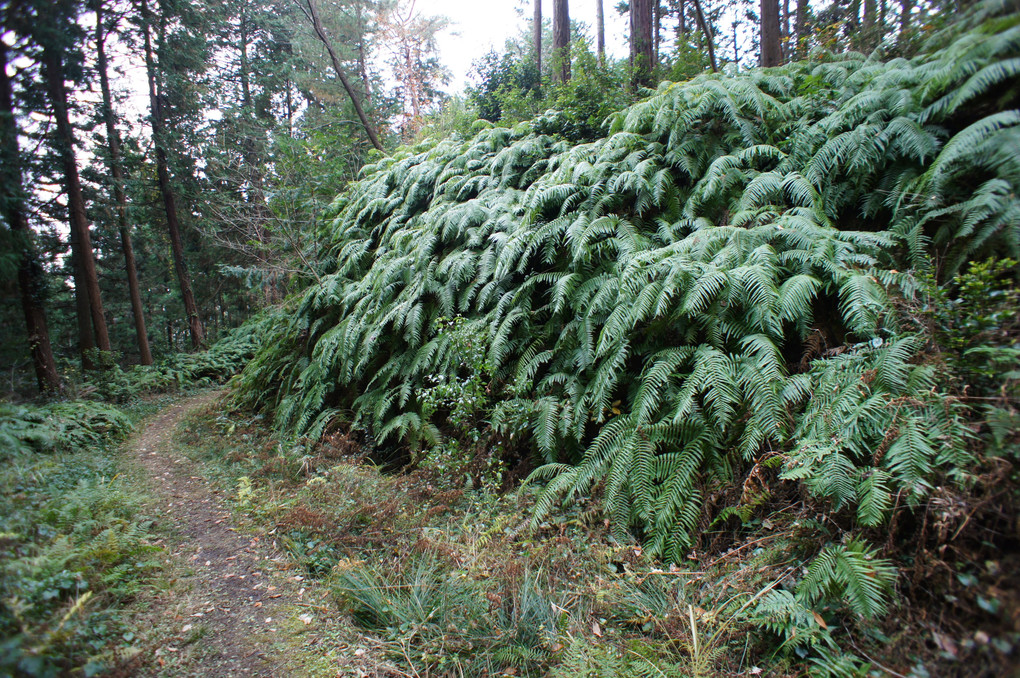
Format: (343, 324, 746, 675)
(0, 400, 165, 677)
(228, 3, 1020, 674)
(176, 401, 1020, 676)
(70, 310, 281, 404)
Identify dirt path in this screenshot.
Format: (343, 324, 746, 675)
(129, 391, 317, 677)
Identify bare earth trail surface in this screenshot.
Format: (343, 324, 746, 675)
(128, 390, 323, 677)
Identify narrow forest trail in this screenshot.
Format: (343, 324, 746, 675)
(127, 390, 326, 677)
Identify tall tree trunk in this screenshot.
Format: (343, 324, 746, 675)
(783, 0, 791, 58)
(595, 0, 605, 66)
(0, 41, 60, 391)
(140, 0, 205, 349)
(847, 0, 861, 43)
(654, 0, 662, 64)
(691, 0, 716, 71)
(534, 0, 543, 74)
(795, 0, 808, 56)
(41, 43, 112, 355)
(899, 0, 912, 36)
(760, 0, 783, 66)
(299, 0, 383, 151)
(631, 0, 654, 87)
(96, 0, 152, 365)
(552, 0, 570, 83)
(356, 0, 372, 104)
(863, 0, 877, 47)
(678, 0, 686, 38)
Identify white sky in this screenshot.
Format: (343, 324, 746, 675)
(415, 0, 632, 92)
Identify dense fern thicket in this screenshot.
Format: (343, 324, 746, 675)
(237, 2, 1020, 567)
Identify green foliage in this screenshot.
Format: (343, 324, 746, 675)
(76, 310, 279, 402)
(468, 38, 632, 142)
(547, 638, 687, 678)
(0, 421, 161, 676)
(0, 400, 133, 458)
(237, 1, 1020, 612)
(332, 555, 562, 676)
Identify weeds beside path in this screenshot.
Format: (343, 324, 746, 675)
(126, 390, 326, 677)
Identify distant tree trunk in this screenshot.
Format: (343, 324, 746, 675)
(631, 0, 654, 87)
(141, 0, 205, 349)
(796, 0, 809, 56)
(41, 43, 112, 356)
(552, 0, 570, 82)
(691, 0, 716, 71)
(847, 0, 861, 43)
(96, 0, 152, 365)
(356, 0, 372, 103)
(760, 0, 783, 66)
(298, 0, 384, 151)
(595, 0, 605, 65)
(863, 0, 877, 47)
(534, 0, 543, 74)
(899, 0, 912, 35)
(654, 0, 662, 64)
(678, 0, 686, 38)
(1, 41, 60, 391)
(733, 19, 740, 65)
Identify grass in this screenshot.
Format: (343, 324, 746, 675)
(0, 399, 166, 677)
(174, 408, 874, 677)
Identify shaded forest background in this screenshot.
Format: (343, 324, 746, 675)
(1, 0, 962, 394)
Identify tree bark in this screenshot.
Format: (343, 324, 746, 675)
(654, 0, 662, 64)
(863, 0, 877, 48)
(534, 0, 543, 74)
(631, 0, 654, 87)
(552, 0, 570, 83)
(595, 0, 604, 66)
(140, 0, 205, 349)
(795, 0, 808, 56)
(782, 0, 790, 56)
(899, 0, 912, 36)
(96, 0, 152, 365)
(678, 0, 686, 38)
(760, 0, 783, 66)
(41, 43, 112, 355)
(1, 41, 60, 391)
(691, 0, 716, 72)
(299, 0, 384, 151)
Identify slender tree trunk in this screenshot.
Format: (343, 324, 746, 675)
(552, 0, 570, 83)
(760, 0, 783, 66)
(141, 0, 205, 349)
(595, 0, 605, 66)
(534, 0, 543, 74)
(678, 0, 686, 38)
(654, 0, 662, 64)
(42, 43, 112, 355)
(356, 0, 372, 103)
(733, 19, 739, 65)
(848, 0, 861, 45)
(899, 0, 912, 36)
(782, 0, 790, 52)
(300, 0, 383, 151)
(631, 0, 654, 87)
(96, 0, 152, 365)
(863, 0, 877, 47)
(691, 0, 716, 71)
(796, 0, 808, 56)
(0, 41, 60, 391)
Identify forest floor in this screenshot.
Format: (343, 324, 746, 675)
(119, 390, 337, 677)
